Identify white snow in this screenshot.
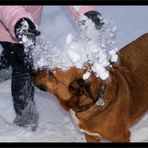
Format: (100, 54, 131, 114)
(83, 71, 91, 80)
(66, 33, 74, 44)
(33, 13, 118, 81)
(17, 19, 39, 50)
(67, 49, 81, 63)
(0, 6, 148, 142)
(92, 63, 109, 80)
(0, 80, 85, 142)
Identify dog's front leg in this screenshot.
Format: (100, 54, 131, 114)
(85, 134, 101, 143)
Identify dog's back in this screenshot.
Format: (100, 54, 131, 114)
(116, 33, 148, 124)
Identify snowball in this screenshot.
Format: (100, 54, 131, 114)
(83, 71, 91, 80)
(100, 71, 109, 80)
(92, 63, 109, 80)
(111, 54, 118, 62)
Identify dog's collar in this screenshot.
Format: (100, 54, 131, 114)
(72, 80, 106, 113)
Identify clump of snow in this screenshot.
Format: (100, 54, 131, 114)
(92, 63, 109, 80)
(33, 15, 118, 81)
(83, 71, 91, 80)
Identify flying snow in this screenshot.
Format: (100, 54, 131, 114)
(33, 14, 118, 80)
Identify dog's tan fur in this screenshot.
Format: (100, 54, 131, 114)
(32, 33, 148, 142)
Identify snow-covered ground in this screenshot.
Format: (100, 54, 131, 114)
(0, 6, 148, 142)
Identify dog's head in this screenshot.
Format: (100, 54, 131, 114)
(32, 67, 102, 111)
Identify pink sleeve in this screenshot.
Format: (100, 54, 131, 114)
(0, 6, 33, 38)
(65, 6, 96, 21)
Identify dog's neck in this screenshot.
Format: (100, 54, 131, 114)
(71, 79, 107, 113)
(73, 64, 135, 121)
(73, 70, 118, 121)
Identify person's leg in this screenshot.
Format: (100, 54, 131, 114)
(0, 45, 10, 70)
(0, 45, 11, 82)
(0, 42, 39, 131)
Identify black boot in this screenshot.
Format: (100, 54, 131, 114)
(0, 42, 39, 131)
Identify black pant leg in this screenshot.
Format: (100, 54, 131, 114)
(0, 44, 10, 70)
(0, 42, 38, 128)
(11, 68, 35, 115)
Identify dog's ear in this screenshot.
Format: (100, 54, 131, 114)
(69, 73, 101, 100)
(84, 73, 102, 99)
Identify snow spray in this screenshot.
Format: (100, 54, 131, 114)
(32, 16, 118, 81)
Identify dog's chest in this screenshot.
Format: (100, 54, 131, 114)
(69, 109, 102, 139)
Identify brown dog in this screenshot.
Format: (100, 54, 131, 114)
(32, 33, 148, 142)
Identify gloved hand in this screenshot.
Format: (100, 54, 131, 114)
(78, 11, 104, 39)
(14, 17, 40, 49)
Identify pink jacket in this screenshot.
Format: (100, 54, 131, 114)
(0, 6, 95, 43)
(0, 6, 43, 43)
